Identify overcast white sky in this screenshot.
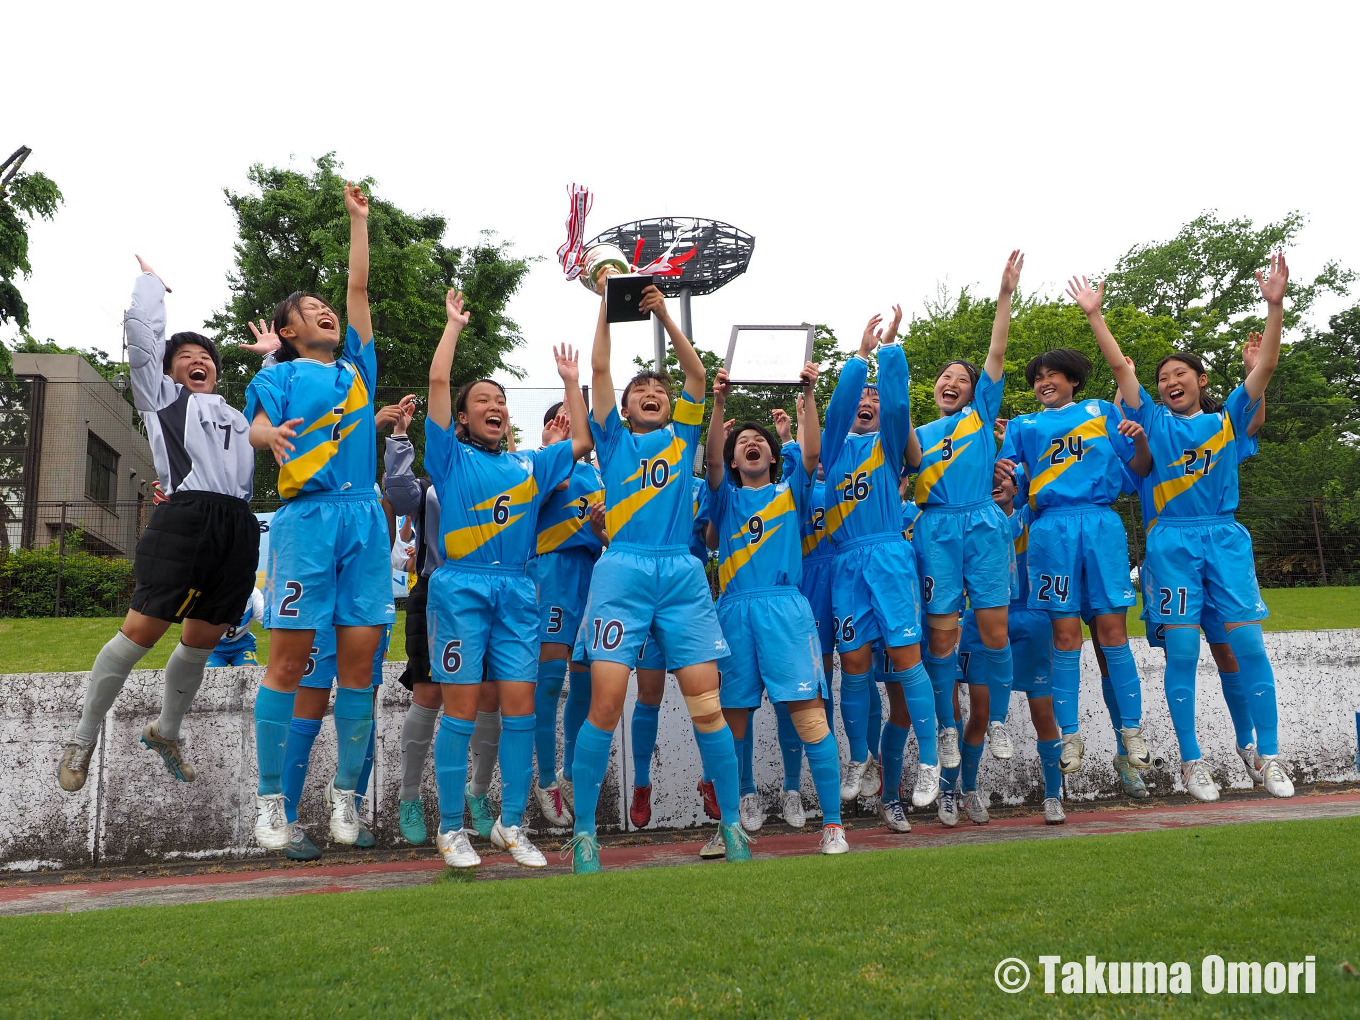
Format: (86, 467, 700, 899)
(6, 1, 1357, 389)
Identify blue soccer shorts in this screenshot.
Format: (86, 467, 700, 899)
(959, 606, 1052, 696)
(265, 491, 395, 630)
(427, 562, 539, 685)
(1142, 516, 1268, 628)
(1027, 506, 1136, 617)
(206, 644, 258, 667)
(716, 587, 827, 708)
(798, 555, 836, 659)
(915, 499, 1014, 615)
(296, 622, 391, 689)
(830, 534, 921, 653)
(534, 547, 595, 646)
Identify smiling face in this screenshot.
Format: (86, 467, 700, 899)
(622, 378, 672, 432)
(457, 381, 508, 448)
(852, 386, 881, 434)
(1031, 367, 1077, 409)
(1157, 358, 1207, 415)
(992, 471, 1018, 513)
(934, 364, 975, 415)
(729, 427, 775, 486)
(279, 296, 341, 356)
(169, 344, 217, 393)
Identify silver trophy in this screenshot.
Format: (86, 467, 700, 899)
(579, 243, 632, 293)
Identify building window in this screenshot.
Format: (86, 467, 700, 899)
(86, 432, 118, 507)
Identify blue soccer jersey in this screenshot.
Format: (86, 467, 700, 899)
(901, 498, 922, 541)
(999, 399, 1137, 513)
(591, 393, 706, 547)
(536, 460, 606, 558)
(913, 372, 1005, 506)
(245, 325, 378, 500)
(425, 421, 575, 567)
(1124, 384, 1261, 528)
(800, 477, 834, 562)
(820, 345, 913, 545)
(711, 442, 813, 594)
(690, 475, 713, 561)
(1008, 505, 1032, 606)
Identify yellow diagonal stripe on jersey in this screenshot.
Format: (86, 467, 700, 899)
(719, 520, 787, 592)
(1013, 526, 1028, 556)
(1027, 416, 1110, 510)
(914, 411, 983, 504)
(537, 488, 604, 555)
(822, 440, 885, 540)
(802, 531, 828, 556)
(297, 372, 370, 438)
(278, 420, 361, 499)
(1151, 415, 1235, 514)
(605, 437, 686, 539)
(444, 512, 527, 560)
(471, 474, 539, 512)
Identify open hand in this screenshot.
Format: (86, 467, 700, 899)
(344, 181, 370, 219)
(446, 289, 470, 330)
(772, 408, 792, 443)
(1065, 276, 1105, 316)
(135, 255, 171, 293)
(544, 413, 571, 443)
(999, 250, 1024, 296)
(241, 318, 281, 355)
(554, 344, 581, 385)
(1243, 332, 1262, 373)
(1256, 252, 1289, 306)
(993, 417, 1008, 445)
(269, 417, 304, 466)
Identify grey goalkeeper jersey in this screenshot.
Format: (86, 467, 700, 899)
(126, 273, 254, 500)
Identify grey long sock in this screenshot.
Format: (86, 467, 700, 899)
(158, 643, 212, 740)
(75, 632, 152, 744)
(468, 710, 502, 795)
(400, 701, 439, 802)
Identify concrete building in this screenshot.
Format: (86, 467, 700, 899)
(2, 354, 155, 556)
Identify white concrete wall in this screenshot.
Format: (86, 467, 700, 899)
(3, 630, 1358, 870)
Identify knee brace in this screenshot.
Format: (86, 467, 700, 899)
(789, 705, 830, 744)
(684, 688, 724, 732)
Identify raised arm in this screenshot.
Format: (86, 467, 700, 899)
(554, 344, 593, 461)
(1245, 253, 1288, 402)
(125, 257, 177, 413)
(985, 250, 1023, 382)
(875, 306, 911, 465)
(819, 315, 878, 471)
(1068, 276, 1141, 409)
(639, 284, 705, 402)
(1243, 333, 1267, 436)
(590, 281, 615, 427)
(344, 181, 373, 344)
(429, 289, 470, 430)
(706, 368, 731, 491)
(797, 361, 821, 474)
(379, 396, 422, 516)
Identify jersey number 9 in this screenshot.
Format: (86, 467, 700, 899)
(747, 515, 763, 544)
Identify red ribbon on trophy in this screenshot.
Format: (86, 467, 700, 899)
(556, 183, 593, 282)
(558, 185, 699, 292)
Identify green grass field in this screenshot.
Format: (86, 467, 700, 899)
(3, 818, 1357, 1018)
(3, 585, 1359, 673)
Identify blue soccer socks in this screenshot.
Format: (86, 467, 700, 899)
(570, 721, 613, 836)
(561, 671, 592, 782)
(923, 651, 957, 728)
(693, 726, 741, 827)
(805, 733, 842, 827)
(1218, 669, 1256, 749)
(1051, 648, 1082, 735)
(1163, 627, 1203, 761)
(534, 659, 568, 782)
(772, 700, 805, 792)
(434, 715, 476, 833)
(879, 722, 909, 804)
(980, 643, 1014, 725)
(254, 686, 296, 797)
(839, 670, 872, 762)
(281, 716, 321, 823)
(498, 713, 536, 828)
(1100, 642, 1143, 729)
(1037, 738, 1063, 801)
(631, 701, 661, 788)
(898, 662, 939, 768)
(960, 737, 985, 794)
(1227, 625, 1279, 756)
(332, 686, 374, 791)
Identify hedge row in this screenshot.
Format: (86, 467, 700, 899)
(0, 547, 136, 618)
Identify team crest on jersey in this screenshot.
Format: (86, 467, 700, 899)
(1085, 402, 1101, 416)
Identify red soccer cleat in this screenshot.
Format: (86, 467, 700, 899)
(698, 779, 719, 821)
(630, 784, 653, 828)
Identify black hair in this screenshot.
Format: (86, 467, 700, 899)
(543, 400, 564, 425)
(455, 378, 508, 417)
(621, 370, 672, 411)
(1025, 348, 1091, 396)
(163, 331, 221, 379)
(271, 291, 339, 362)
(723, 422, 782, 487)
(936, 359, 980, 390)
(1155, 352, 1221, 413)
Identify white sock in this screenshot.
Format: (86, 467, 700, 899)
(75, 631, 152, 744)
(158, 644, 212, 740)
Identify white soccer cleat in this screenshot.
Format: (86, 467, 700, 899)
(879, 799, 911, 833)
(437, 828, 481, 868)
(858, 754, 882, 798)
(324, 780, 360, 844)
(1059, 732, 1086, 774)
(840, 759, 870, 801)
(938, 727, 962, 770)
(698, 829, 726, 860)
(781, 789, 806, 828)
(1181, 759, 1220, 802)
(911, 763, 941, 809)
(491, 818, 547, 868)
(58, 739, 96, 792)
(987, 721, 1014, 761)
(253, 793, 289, 850)
(556, 770, 574, 812)
(739, 793, 765, 833)
(962, 789, 990, 825)
(534, 780, 573, 828)
(1043, 797, 1067, 825)
(1119, 727, 1152, 769)
(820, 824, 849, 855)
(1257, 755, 1295, 799)
(937, 790, 959, 827)
(1237, 744, 1265, 785)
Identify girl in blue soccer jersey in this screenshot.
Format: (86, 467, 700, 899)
(424, 290, 592, 869)
(207, 588, 265, 667)
(820, 308, 942, 813)
(905, 251, 1024, 823)
(705, 365, 849, 854)
(1084, 256, 1295, 802)
(995, 328, 1153, 780)
(564, 276, 743, 874)
(245, 183, 393, 852)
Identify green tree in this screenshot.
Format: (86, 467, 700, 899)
(207, 154, 534, 495)
(0, 147, 63, 376)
